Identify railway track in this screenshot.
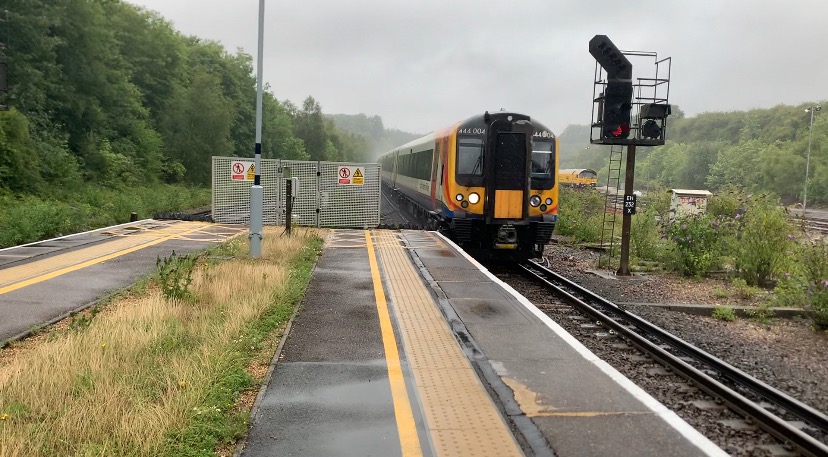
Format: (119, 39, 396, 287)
(517, 259, 828, 457)
(154, 206, 213, 222)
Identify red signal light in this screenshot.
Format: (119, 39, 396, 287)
(609, 123, 630, 138)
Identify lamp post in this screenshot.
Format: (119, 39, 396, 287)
(249, 0, 265, 258)
(804, 105, 821, 219)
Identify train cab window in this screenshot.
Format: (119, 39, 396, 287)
(530, 141, 555, 190)
(457, 138, 484, 176)
(580, 170, 597, 180)
(531, 141, 554, 175)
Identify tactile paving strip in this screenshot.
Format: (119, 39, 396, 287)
(373, 230, 524, 457)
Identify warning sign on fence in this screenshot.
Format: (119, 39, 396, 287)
(231, 161, 255, 181)
(337, 166, 364, 186)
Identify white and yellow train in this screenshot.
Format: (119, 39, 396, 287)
(378, 111, 558, 260)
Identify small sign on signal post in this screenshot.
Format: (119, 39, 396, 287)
(624, 194, 637, 215)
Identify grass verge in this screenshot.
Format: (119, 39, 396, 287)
(0, 227, 323, 456)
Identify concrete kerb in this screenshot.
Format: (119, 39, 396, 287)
(232, 311, 299, 457)
(584, 270, 808, 320)
(620, 302, 809, 319)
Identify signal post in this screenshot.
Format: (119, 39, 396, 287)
(588, 35, 672, 276)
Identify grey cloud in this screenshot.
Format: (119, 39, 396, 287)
(130, 0, 828, 135)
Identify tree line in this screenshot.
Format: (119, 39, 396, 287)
(560, 103, 828, 205)
(0, 0, 374, 195)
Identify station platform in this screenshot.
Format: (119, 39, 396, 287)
(239, 229, 727, 457)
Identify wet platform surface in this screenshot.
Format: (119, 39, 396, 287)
(241, 229, 727, 457)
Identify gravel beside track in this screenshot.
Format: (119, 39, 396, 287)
(498, 241, 828, 456)
(540, 241, 828, 415)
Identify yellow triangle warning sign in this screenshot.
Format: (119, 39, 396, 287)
(353, 168, 363, 178)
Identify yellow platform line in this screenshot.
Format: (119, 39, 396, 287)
(0, 222, 211, 295)
(365, 231, 423, 457)
(374, 230, 524, 457)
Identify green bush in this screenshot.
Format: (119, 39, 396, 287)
(712, 306, 736, 321)
(807, 284, 828, 331)
(0, 185, 210, 248)
(731, 278, 760, 299)
(556, 187, 605, 243)
(631, 206, 670, 262)
(732, 195, 795, 287)
(746, 303, 775, 324)
(706, 186, 743, 219)
(796, 241, 828, 330)
(801, 241, 828, 286)
(662, 214, 722, 277)
(770, 273, 807, 308)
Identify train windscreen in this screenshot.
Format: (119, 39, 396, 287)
(457, 138, 484, 176)
(531, 141, 554, 175)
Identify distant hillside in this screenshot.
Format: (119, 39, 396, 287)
(553, 102, 828, 204)
(326, 114, 421, 160)
(556, 124, 601, 169)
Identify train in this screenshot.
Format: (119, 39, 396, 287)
(558, 168, 598, 187)
(378, 111, 558, 260)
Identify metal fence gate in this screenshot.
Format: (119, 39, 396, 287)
(211, 157, 380, 228)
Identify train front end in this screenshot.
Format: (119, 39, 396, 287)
(446, 111, 558, 260)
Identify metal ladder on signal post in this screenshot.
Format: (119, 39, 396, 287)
(599, 145, 625, 270)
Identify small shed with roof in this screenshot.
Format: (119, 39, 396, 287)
(670, 189, 713, 217)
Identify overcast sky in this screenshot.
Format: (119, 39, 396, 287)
(127, 0, 828, 135)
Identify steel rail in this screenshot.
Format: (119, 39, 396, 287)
(519, 261, 828, 457)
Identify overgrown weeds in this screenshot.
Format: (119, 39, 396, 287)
(712, 306, 736, 322)
(731, 278, 760, 300)
(565, 187, 828, 329)
(555, 187, 605, 243)
(156, 251, 200, 302)
(661, 214, 723, 277)
(0, 227, 323, 456)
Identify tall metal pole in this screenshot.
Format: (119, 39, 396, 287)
(249, 0, 265, 258)
(803, 106, 819, 219)
(617, 144, 636, 276)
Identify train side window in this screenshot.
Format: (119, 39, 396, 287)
(430, 149, 439, 181)
(417, 150, 431, 180)
(457, 138, 484, 176)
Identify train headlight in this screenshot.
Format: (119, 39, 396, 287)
(540, 204, 548, 212)
(461, 201, 469, 208)
(455, 193, 464, 202)
(545, 198, 553, 206)
(530, 195, 542, 207)
(468, 193, 480, 204)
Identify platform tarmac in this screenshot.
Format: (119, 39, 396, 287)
(239, 229, 727, 457)
(0, 220, 245, 344)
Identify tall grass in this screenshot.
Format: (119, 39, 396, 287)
(0, 227, 322, 456)
(0, 184, 210, 248)
(555, 187, 605, 243)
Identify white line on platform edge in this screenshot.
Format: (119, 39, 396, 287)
(433, 231, 729, 457)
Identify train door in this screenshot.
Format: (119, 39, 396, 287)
(485, 121, 532, 221)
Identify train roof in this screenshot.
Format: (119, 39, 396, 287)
(378, 111, 556, 159)
(457, 111, 555, 136)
